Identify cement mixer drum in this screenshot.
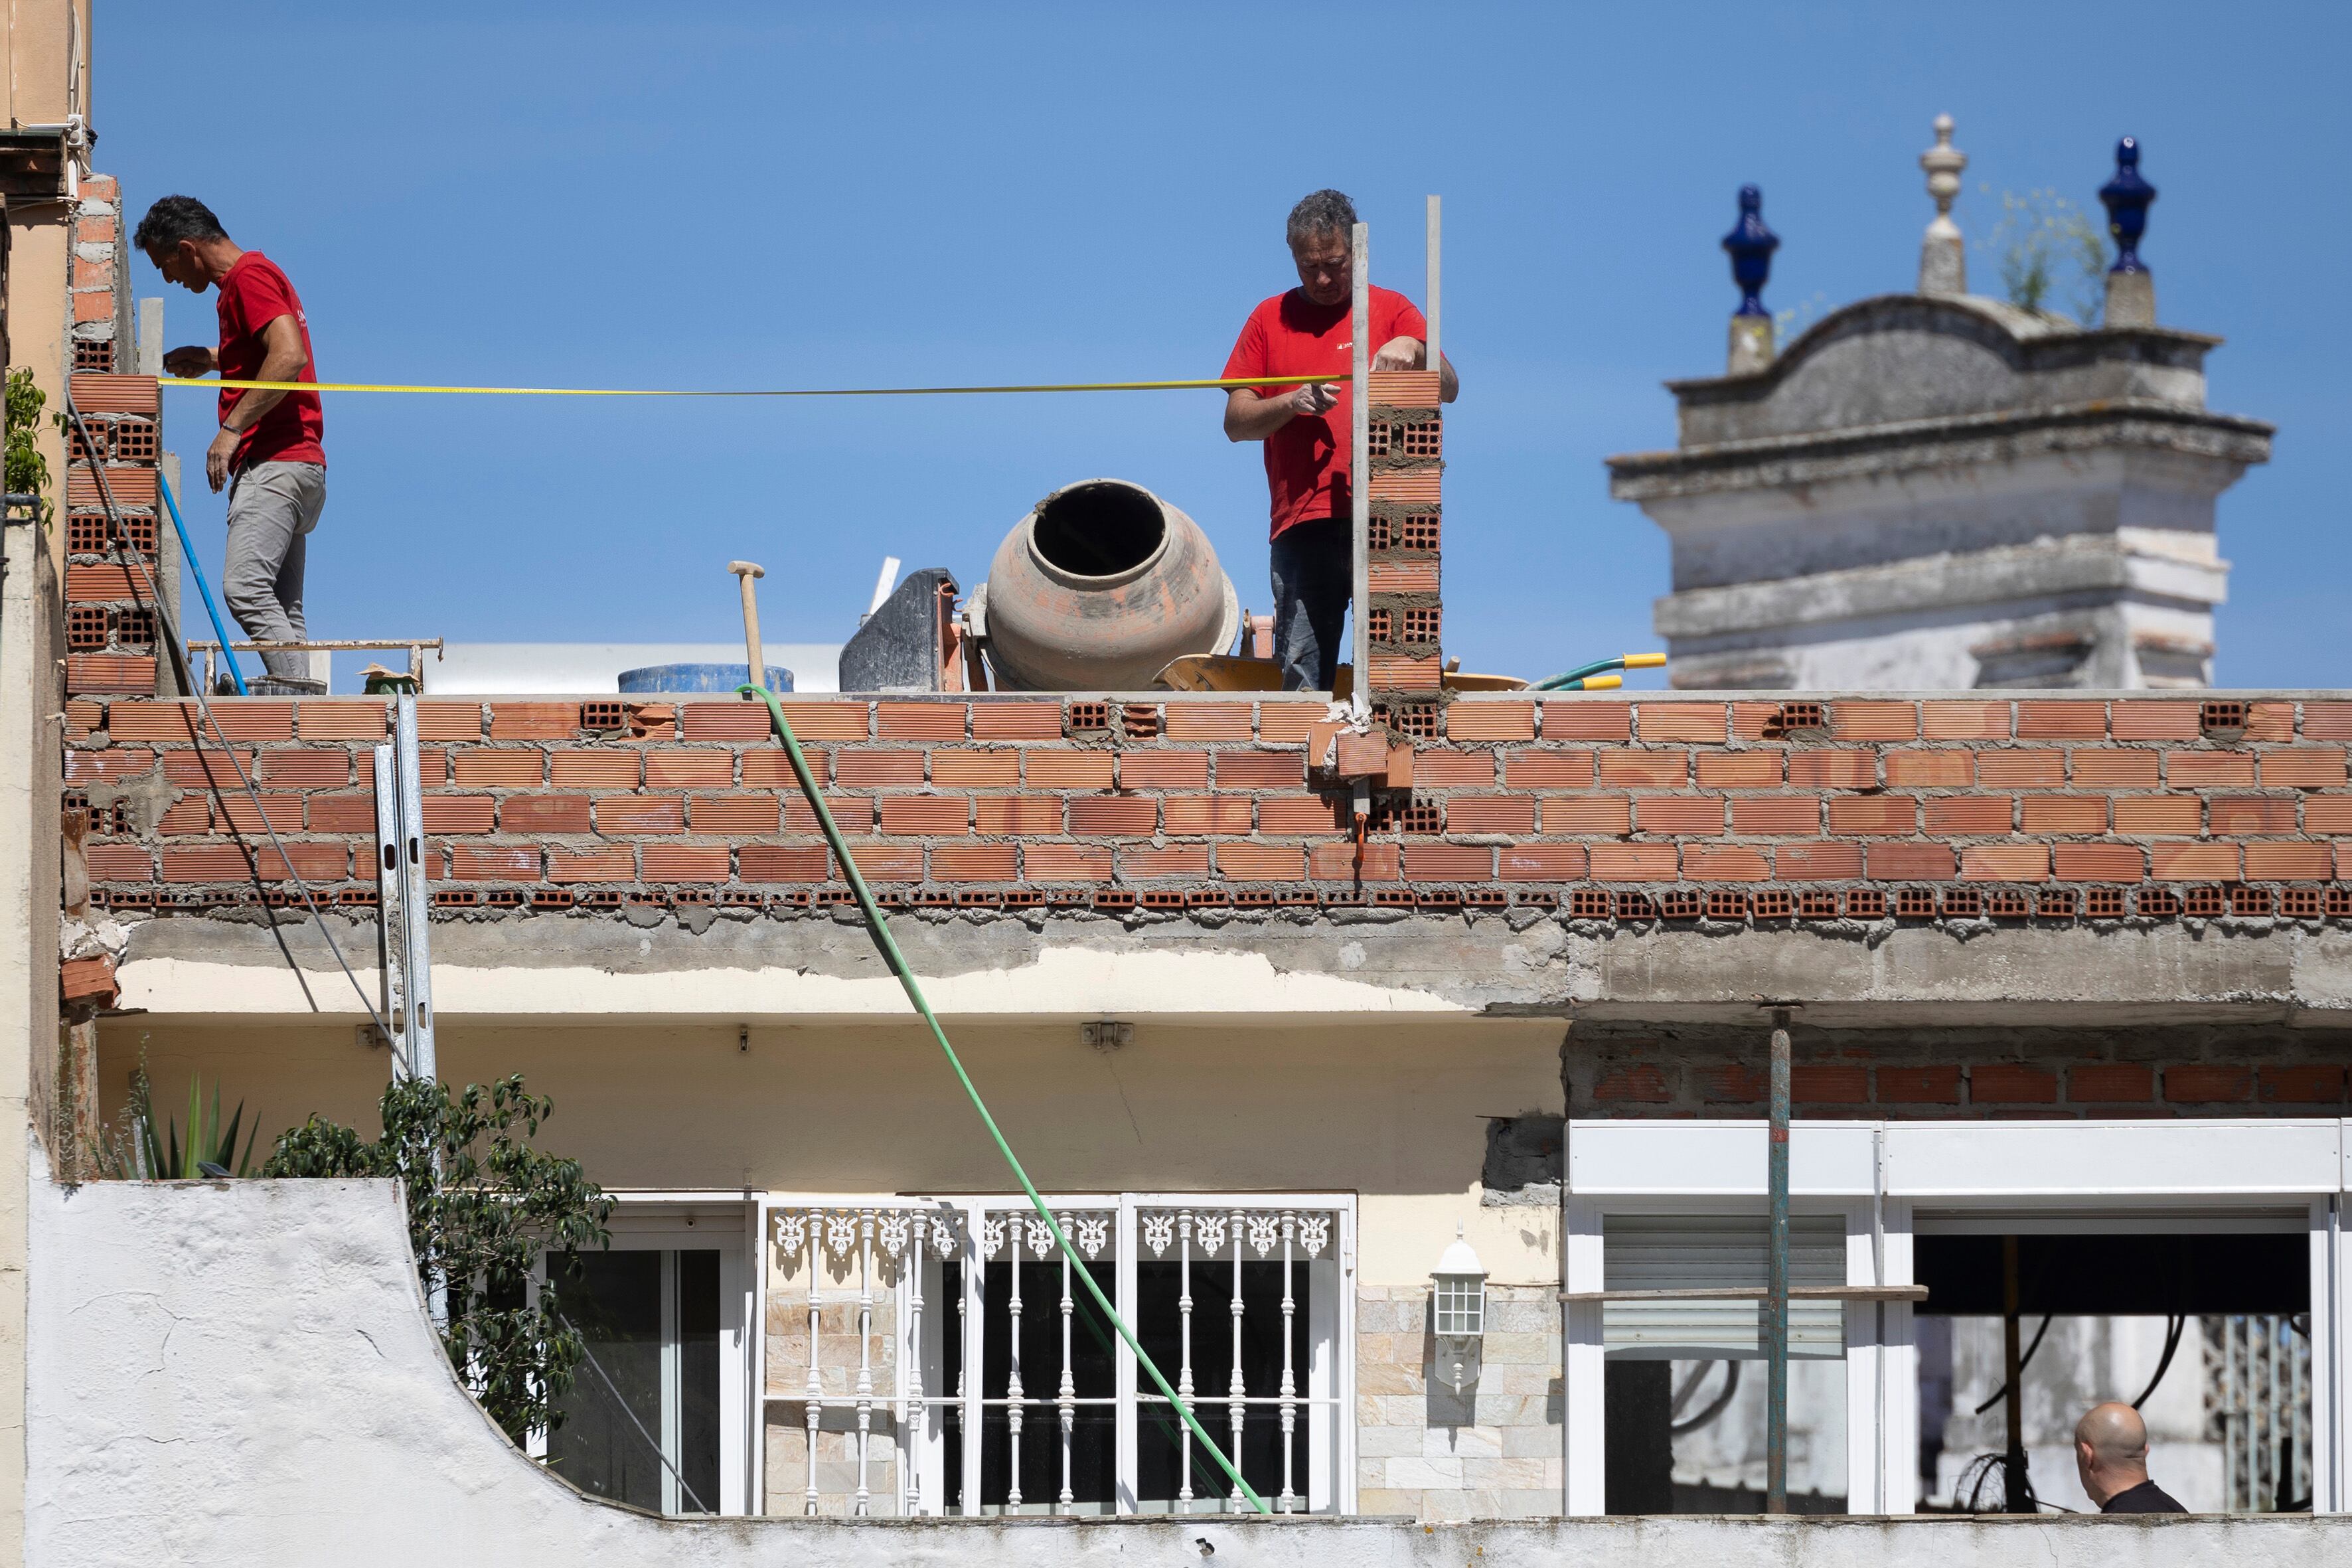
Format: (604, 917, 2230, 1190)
(977, 479, 1240, 690)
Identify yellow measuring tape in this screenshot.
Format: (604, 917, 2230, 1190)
(161, 373, 1338, 398)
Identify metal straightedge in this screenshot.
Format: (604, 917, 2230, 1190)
(372, 693, 436, 1082)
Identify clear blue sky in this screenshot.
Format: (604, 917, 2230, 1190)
(103, 1, 2349, 690)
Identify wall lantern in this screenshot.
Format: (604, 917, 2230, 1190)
(1431, 1223, 1488, 1394)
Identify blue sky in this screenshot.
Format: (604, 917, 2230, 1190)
(104, 1, 2349, 690)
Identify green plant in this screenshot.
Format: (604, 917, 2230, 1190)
(5, 366, 50, 520)
(100, 1065, 258, 1178)
(1980, 186, 2110, 325)
(264, 1074, 613, 1443)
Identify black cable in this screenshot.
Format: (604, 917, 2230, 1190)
(64, 399, 389, 1041)
(1670, 1360, 1741, 1437)
(548, 1305, 712, 1514)
(1972, 1313, 2053, 1416)
(2131, 1315, 2185, 1410)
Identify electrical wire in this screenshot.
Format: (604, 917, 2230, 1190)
(65, 398, 389, 1044)
(738, 681, 1273, 1516)
(2130, 1315, 2185, 1410)
(1972, 1313, 2053, 1416)
(549, 1306, 712, 1515)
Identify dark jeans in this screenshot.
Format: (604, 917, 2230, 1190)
(1270, 516, 1350, 692)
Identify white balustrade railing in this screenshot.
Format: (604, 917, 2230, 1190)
(759, 1196, 1352, 1517)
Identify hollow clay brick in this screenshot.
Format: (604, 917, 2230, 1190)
(1977, 751, 2066, 789)
(975, 797, 1065, 835)
(452, 751, 545, 787)
(1214, 752, 1302, 790)
(1027, 751, 1118, 790)
(594, 797, 685, 834)
(1589, 844, 1678, 882)
(414, 702, 485, 742)
(1730, 797, 1818, 835)
(1865, 844, 1956, 880)
(1635, 797, 1723, 835)
(1116, 753, 1209, 789)
(451, 846, 543, 882)
(2207, 796, 2295, 834)
(1683, 845, 1768, 881)
(1960, 845, 2048, 882)
(931, 844, 1018, 880)
(549, 847, 635, 882)
(1788, 751, 1878, 789)
(294, 701, 389, 741)
(1068, 797, 1156, 835)
(1162, 796, 1252, 836)
(1828, 797, 1915, 834)
(1164, 702, 1252, 742)
(970, 702, 1063, 740)
(2113, 797, 2201, 835)
(834, 751, 926, 788)
(1830, 702, 1918, 741)
(1023, 844, 1113, 882)
(503, 795, 593, 834)
(1257, 797, 1346, 834)
(1401, 844, 1492, 881)
(1541, 701, 1632, 742)
(2261, 750, 2347, 789)
(1924, 797, 2013, 834)
(641, 846, 730, 883)
(785, 797, 874, 834)
(688, 795, 780, 834)
(1885, 751, 1973, 787)
(878, 702, 967, 740)
(2163, 1065, 2252, 1103)
(489, 702, 579, 741)
(2166, 752, 2256, 789)
(1971, 1065, 2058, 1103)
(257, 749, 354, 787)
(1499, 844, 1588, 880)
(1921, 702, 2009, 741)
(881, 797, 971, 835)
(2017, 701, 2107, 739)
(932, 749, 1022, 787)
(1543, 798, 1632, 835)
(420, 797, 494, 834)
(1445, 796, 1537, 834)
(1697, 753, 1782, 788)
(2052, 844, 2144, 881)
(2068, 1064, 2154, 1102)
(1257, 704, 1325, 744)
(845, 844, 923, 880)
(1119, 846, 1212, 880)
(1504, 750, 1595, 789)
(645, 752, 735, 789)
(1309, 842, 1397, 880)
(1447, 703, 1535, 743)
(738, 846, 829, 882)
(1636, 704, 1726, 744)
(2150, 843, 2239, 881)
(2020, 797, 2108, 834)
(2243, 842, 2330, 880)
(1215, 843, 1305, 880)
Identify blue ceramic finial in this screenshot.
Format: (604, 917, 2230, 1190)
(2098, 137, 2156, 275)
(1723, 185, 1778, 318)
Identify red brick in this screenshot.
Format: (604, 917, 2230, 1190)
(1829, 796, 1915, 834)
(111, 700, 293, 743)
(2052, 844, 2145, 882)
(1366, 558, 1439, 591)
(1971, 1065, 2058, 1103)
(157, 798, 210, 834)
(932, 749, 1022, 787)
(1977, 750, 2066, 789)
(2017, 700, 2107, 739)
(295, 702, 388, 741)
(1597, 749, 1687, 788)
(1866, 843, 1956, 880)
(1069, 797, 1156, 835)
(502, 795, 593, 834)
(2069, 749, 2159, 788)
(306, 795, 378, 834)
(1163, 795, 1253, 836)
(1730, 797, 1818, 834)
(932, 844, 1018, 880)
(2260, 1065, 2348, 1104)
(1257, 703, 1325, 744)
(785, 797, 873, 834)
(2021, 796, 2107, 834)
(2114, 796, 2201, 835)
(161, 842, 347, 882)
(834, 751, 927, 787)
(742, 751, 824, 789)
(1402, 844, 1492, 880)
(1925, 796, 2012, 834)
(62, 562, 143, 604)
(2167, 751, 2256, 788)
(1636, 704, 1725, 743)
(216, 795, 305, 834)
(881, 796, 972, 835)
(1542, 700, 1631, 742)
(2152, 842, 2239, 881)
(1022, 750, 1115, 790)
(2208, 796, 2295, 834)
(1024, 844, 1113, 882)
(1504, 751, 1594, 788)
(1257, 796, 1346, 834)
(594, 797, 685, 834)
(686, 795, 777, 833)
(643, 751, 732, 789)
(2108, 702, 2199, 741)
(773, 702, 870, 742)
(846, 844, 924, 881)
(1215, 842, 1305, 880)
(1214, 751, 1302, 790)
(2310, 799, 2352, 834)
(2262, 749, 2348, 789)
(1499, 844, 1588, 880)
(451, 846, 543, 882)
(84, 845, 155, 881)
(641, 845, 730, 883)
(1119, 751, 1210, 789)
(420, 797, 495, 834)
(2244, 842, 2330, 880)
(1121, 845, 1212, 879)
(1703, 1063, 1766, 1101)
(1595, 1066, 1672, 1104)
(485, 702, 578, 741)
(2302, 704, 2352, 741)
(257, 749, 354, 788)
(2069, 1064, 2154, 1103)
(878, 702, 967, 741)
(66, 654, 157, 694)
(549, 846, 636, 882)
(1447, 702, 1535, 743)
(738, 846, 829, 882)
(1164, 702, 1253, 742)
(975, 797, 1062, 834)
(1683, 844, 1768, 881)
(1590, 844, 1678, 881)
(1696, 752, 1783, 788)
(1415, 751, 1497, 787)
(1886, 751, 1973, 787)
(1922, 701, 2010, 740)
(970, 702, 1065, 740)
(1829, 702, 1917, 741)
(162, 749, 256, 787)
(1792, 1065, 1868, 1103)
(1788, 751, 1878, 789)
(2165, 1065, 2252, 1103)
(549, 750, 641, 788)
(2246, 704, 2295, 743)
(670, 703, 765, 742)
(451, 750, 544, 787)
(413, 702, 484, 742)
(1961, 845, 2048, 882)
(1542, 797, 1631, 834)
(1446, 795, 1537, 834)
(1776, 841, 1863, 880)
(1877, 1065, 1961, 1103)
(1308, 841, 1398, 880)
(1635, 797, 1723, 835)
(65, 748, 155, 783)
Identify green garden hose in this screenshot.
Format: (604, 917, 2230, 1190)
(740, 684, 1272, 1516)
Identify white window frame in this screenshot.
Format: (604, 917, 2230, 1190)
(1562, 1118, 2350, 1517)
(528, 1196, 758, 1517)
(754, 1192, 1358, 1516)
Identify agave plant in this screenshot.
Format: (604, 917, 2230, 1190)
(107, 1067, 256, 1179)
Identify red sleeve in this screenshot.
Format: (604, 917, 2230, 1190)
(1222, 301, 1269, 383)
(234, 264, 300, 332)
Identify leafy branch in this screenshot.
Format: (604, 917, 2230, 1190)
(1979, 186, 2110, 325)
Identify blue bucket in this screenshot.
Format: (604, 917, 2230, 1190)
(617, 663, 795, 694)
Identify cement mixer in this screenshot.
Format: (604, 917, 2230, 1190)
(967, 479, 1240, 690)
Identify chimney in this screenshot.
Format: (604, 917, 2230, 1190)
(1722, 185, 1778, 375)
(1917, 114, 1967, 295)
(2098, 136, 2157, 327)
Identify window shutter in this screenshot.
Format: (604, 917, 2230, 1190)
(1601, 1214, 1845, 1360)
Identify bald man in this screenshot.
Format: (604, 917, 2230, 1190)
(2075, 1401, 2187, 1514)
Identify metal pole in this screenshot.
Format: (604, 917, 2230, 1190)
(1766, 1006, 1791, 1514)
(1350, 221, 1370, 721)
(394, 694, 435, 1084)
(1425, 195, 1441, 372)
(2002, 1235, 2029, 1512)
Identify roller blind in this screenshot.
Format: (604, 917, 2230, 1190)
(1601, 1214, 1846, 1361)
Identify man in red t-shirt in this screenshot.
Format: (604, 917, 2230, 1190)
(137, 195, 328, 692)
(1223, 189, 1458, 690)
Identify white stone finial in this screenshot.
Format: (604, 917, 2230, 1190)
(1918, 113, 1967, 295)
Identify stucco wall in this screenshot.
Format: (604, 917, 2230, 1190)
(27, 1162, 2352, 1566)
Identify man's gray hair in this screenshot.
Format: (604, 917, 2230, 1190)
(1287, 189, 1358, 249)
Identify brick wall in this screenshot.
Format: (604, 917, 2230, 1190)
(61, 692, 2352, 923)
(1365, 370, 1444, 729)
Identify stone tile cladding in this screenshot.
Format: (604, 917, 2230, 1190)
(64, 692, 2352, 922)
(1356, 1286, 1559, 1521)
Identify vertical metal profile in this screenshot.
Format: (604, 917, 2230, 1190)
(1766, 1006, 1792, 1514)
(394, 693, 435, 1082)
(1350, 220, 1371, 721)
(371, 742, 410, 1061)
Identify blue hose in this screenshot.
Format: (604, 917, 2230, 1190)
(157, 469, 246, 696)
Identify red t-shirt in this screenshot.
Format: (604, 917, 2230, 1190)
(1223, 284, 1428, 538)
(216, 251, 325, 471)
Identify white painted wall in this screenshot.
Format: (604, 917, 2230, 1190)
(27, 1158, 2352, 1564)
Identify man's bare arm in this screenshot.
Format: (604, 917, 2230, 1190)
(1223, 381, 1339, 443)
(1371, 335, 1460, 403)
(204, 313, 308, 490)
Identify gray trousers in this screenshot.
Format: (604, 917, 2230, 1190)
(222, 460, 326, 679)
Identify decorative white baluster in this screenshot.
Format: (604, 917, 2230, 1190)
(854, 1210, 876, 1516)
(1277, 1212, 1298, 1512)
(1004, 1217, 1025, 1511)
(903, 1214, 925, 1518)
(1227, 1208, 1247, 1512)
(1057, 1214, 1077, 1514)
(1177, 1212, 1196, 1512)
(804, 1206, 823, 1516)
